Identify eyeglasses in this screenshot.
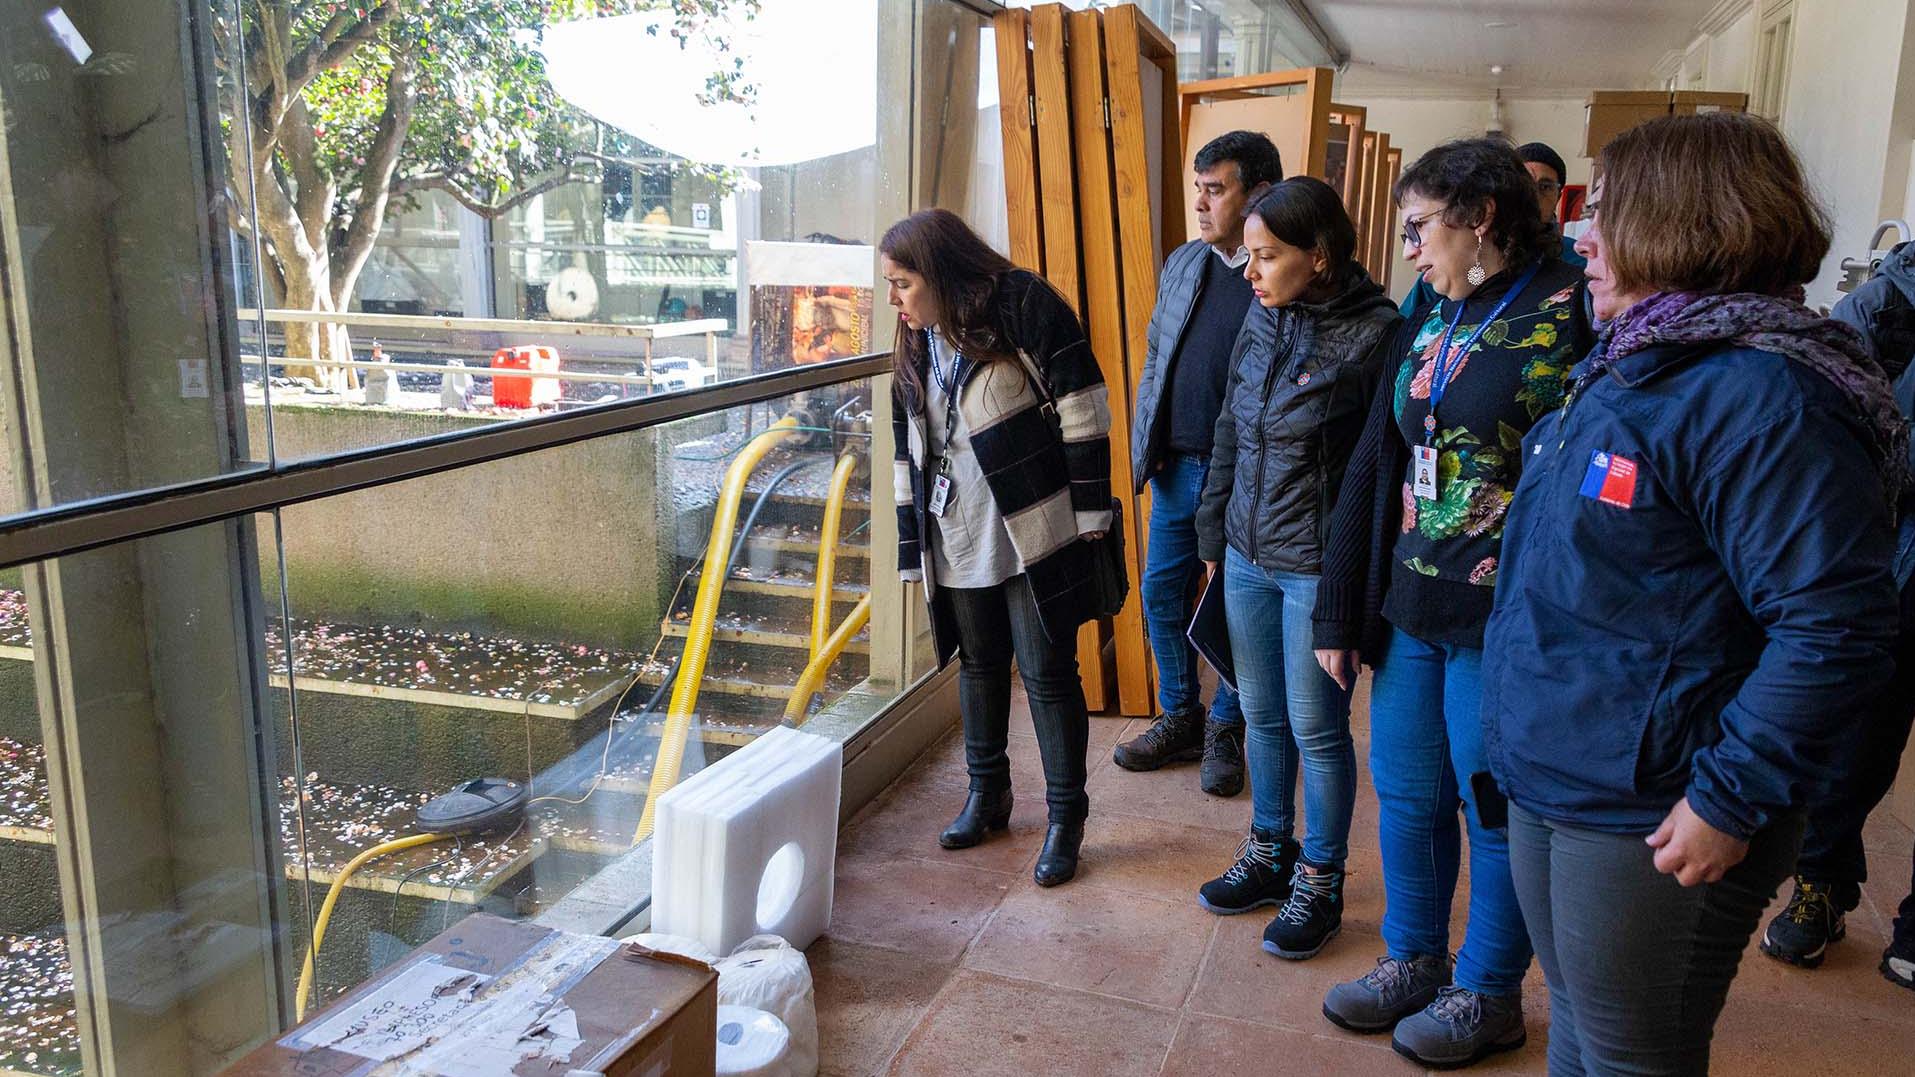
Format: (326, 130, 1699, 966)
(1400, 206, 1448, 248)
(1535, 179, 1563, 195)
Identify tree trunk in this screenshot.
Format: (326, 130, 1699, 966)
(276, 250, 353, 391)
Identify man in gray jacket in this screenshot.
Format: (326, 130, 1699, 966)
(1112, 130, 1280, 796)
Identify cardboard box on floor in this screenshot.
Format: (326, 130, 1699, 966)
(224, 913, 717, 1076)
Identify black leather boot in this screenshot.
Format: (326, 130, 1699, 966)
(938, 788, 1013, 849)
(1033, 820, 1085, 887)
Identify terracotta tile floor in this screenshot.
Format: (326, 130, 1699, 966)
(811, 678, 1915, 1076)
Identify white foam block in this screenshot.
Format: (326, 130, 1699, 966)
(651, 726, 842, 955)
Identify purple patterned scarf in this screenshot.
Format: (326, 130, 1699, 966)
(1600, 290, 1910, 509)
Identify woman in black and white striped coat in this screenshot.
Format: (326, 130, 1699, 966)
(881, 208, 1114, 888)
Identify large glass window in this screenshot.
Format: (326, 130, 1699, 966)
(0, 1, 990, 1070)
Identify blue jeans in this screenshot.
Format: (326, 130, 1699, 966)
(1222, 546, 1353, 866)
(1368, 627, 1531, 996)
(1143, 455, 1242, 725)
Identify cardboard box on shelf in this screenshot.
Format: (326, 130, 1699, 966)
(1671, 90, 1750, 115)
(1583, 90, 1749, 159)
(1583, 91, 1671, 158)
(223, 913, 717, 1076)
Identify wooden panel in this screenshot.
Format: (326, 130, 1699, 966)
(1099, 3, 1166, 716)
(1354, 131, 1379, 276)
(1031, 5, 1081, 312)
(1154, 45, 1185, 262)
(1179, 94, 1313, 240)
(1381, 147, 1403, 292)
(1298, 67, 1335, 180)
(1066, 7, 1120, 710)
(993, 9, 1042, 271)
(1369, 133, 1394, 277)
(1325, 122, 1352, 205)
(1327, 103, 1367, 219)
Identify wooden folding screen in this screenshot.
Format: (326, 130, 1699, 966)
(994, 3, 1180, 715)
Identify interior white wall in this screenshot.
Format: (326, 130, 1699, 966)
(1705, 8, 1755, 92)
(1335, 95, 1591, 301)
(1778, 0, 1915, 306)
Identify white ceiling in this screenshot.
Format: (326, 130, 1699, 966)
(1308, 0, 1727, 95)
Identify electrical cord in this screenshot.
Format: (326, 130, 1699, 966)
(389, 837, 463, 935)
(527, 456, 828, 807)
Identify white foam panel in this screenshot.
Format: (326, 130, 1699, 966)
(650, 725, 842, 955)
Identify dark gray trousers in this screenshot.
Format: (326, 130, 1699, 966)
(1507, 803, 1804, 1076)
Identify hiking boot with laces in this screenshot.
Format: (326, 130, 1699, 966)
(1262, 861, 1343, 960)
(1761, 877, 1846, 969)
(1112, 708, 1204, 771)
(1197, 827, 1296, 915)
(1199, 719, 1246, 797)
(1323, 953, 1452, 1033)
(1392, 986, 1527, 1069)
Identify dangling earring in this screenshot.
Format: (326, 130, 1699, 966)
(1466, 234, 1488, 287)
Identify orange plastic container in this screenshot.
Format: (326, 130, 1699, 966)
(489, 345, 561, 408)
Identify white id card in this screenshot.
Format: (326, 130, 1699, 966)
(1412, 445, 1439, 500)
(928, 472, 952, 517)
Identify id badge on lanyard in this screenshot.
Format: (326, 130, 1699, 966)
(1412, 445, 1439, 500)
(929, 460, 953, 518)
(928, 341, 964, 518)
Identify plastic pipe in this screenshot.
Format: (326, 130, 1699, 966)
(784, 594, 872, 725)
(295, 831, 448, 1020)
(633, 416, 800, 844)
(809, 453, 860, 662)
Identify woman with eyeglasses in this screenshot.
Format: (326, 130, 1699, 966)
(1311, 138, 1595, 1068)
(1485, 113, 1902, 1075)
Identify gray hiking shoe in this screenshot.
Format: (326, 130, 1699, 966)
(1391, 985, 1526, 1069)
(1322, 953, 1450, 1033)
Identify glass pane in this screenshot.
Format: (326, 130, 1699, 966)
(211, 0, 900, 462)
(0, 0, 265, 517)
(0, 517, 292, 1075)
(273, 373, 931, 1011)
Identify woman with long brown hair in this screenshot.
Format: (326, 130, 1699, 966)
(880, 208, 1114, 887)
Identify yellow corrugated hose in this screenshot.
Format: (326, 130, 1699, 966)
(810, 453, 860, 662)
(784, 594, 872, 725)
(295, 831, 448, 1020)
(633, 417, 801, 844)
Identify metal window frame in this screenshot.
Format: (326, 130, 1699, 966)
(0, 353, 892, 569)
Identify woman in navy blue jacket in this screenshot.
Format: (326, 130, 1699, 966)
(1483, 113, 1907, 1075)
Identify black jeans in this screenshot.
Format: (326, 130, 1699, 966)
(1796, 571, 1915, 945)
(1508, 803, 1803, 1077)
(939, 576, 1090, 824)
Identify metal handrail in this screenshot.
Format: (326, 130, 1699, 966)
(263, 308, 728, 340)
(0, 353, 892, 570)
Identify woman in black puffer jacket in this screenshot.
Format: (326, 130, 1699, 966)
(1191, 176, 1401, 961)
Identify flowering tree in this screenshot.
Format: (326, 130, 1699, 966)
(213, 1, 756, 385)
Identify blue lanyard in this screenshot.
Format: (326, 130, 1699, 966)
(928, 330, 968, 399)
(1424, 260, 1541, 443)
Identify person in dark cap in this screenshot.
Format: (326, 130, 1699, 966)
(1516, 141, 1585, 268)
